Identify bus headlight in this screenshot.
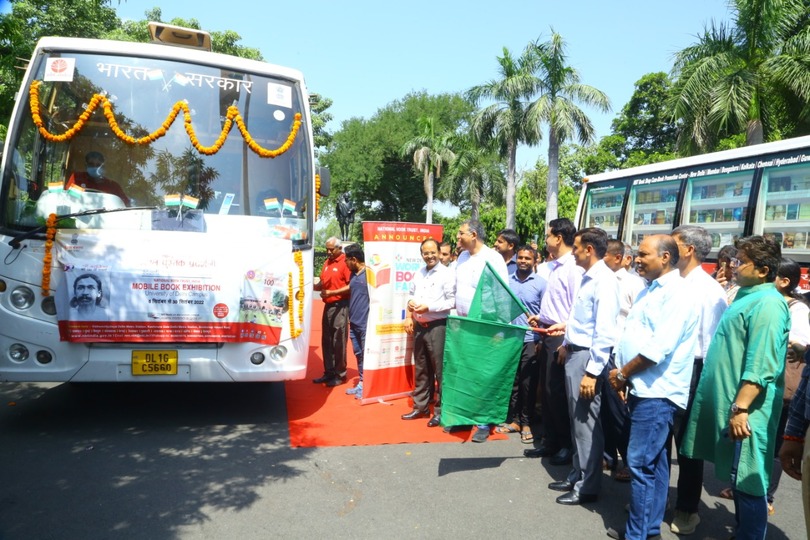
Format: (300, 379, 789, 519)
(41, 296, 57, 315)
(36, 350, 53, 364)
(9, 344, 29, 362)
(250, 352, 265, 365)
(269, 345, 287, 362)
(10, 286, 35, 310)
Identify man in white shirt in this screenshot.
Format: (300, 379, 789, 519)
(668, 224, 728, 536)
(454, 219, 509, 442)
(402, 238, 456, 427)
(545, 228, 620, 505)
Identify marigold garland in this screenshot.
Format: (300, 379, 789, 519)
(29, 80, 301, 158)
(288, 251, 305, 338)
(315, 173, 321, 217)
(41, 213, 58, 296)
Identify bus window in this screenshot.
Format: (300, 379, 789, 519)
(755, 164, 810, 258)
(624, 178, 682, 248)
(580, 180, 629, 237)
(681, 171, 752, 256)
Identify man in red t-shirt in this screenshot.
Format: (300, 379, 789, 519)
(66, 151, 131, 206)
(312, 236, 352, 386)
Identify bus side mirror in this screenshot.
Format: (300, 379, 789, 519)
(317, 167, 331, 197)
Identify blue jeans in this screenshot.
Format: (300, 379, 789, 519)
(625, 396, 677, 539)
(349, 324, 366, 382)
(733, 474, 769, 539)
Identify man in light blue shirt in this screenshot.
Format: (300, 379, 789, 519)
(545, 228, 620, 506)
(606, 234, 699, 540)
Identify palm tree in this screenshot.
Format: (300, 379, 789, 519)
(670, 0, 810, 152)
(438, 133, 505, 222)
(401, 117, 455, 224)
(527, 30, 611, 222)
(467, 46, 543, 229)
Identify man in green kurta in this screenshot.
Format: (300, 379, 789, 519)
(681, 235, 789, 540)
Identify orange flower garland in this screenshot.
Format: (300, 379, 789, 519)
(29, 80, 302, 158)
(315, 173, 321, 217)
(288, 251, 305, 339)
(41, 213, 58, 296)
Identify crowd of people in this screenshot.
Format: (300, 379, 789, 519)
(312, 220, 810, 540)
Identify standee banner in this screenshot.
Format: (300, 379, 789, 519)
(360, 221, 444, 405)
(54, 229, 293, 344)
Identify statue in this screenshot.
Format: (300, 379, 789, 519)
(336, 192, 356, 241)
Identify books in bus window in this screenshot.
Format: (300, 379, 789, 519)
(787, 203, 800, 220)
(764, 232, 783, 245)
(800, 204, 810, 220)
(794, 232, 808, 249)
(769, 176, 792, 192)
(783, 232, 797, 250)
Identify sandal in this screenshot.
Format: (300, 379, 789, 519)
(520, 428, 534, 443)
(719, 487, 734, 500)
(494, 422, 520, 434)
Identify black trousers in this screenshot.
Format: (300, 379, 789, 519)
(321, 301, 348, 377)
(411, 319, 446, 413)
(670, 358, 704, 514)
(507, 341, 540, 426)
(539, 334, 571, 449)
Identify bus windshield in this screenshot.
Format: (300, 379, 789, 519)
(4, 50, 312, 244)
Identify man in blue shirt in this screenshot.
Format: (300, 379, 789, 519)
(343, 244, 369, 399)
(499, 245, 546, 441)
(606, 234, 699, 540)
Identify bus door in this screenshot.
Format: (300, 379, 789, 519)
(579, 178, 630, 239)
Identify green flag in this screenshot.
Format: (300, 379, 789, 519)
(441, 262, 529, 426)
(467, 262, 528, 323)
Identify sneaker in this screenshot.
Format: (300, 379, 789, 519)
(670, 510, 700, 535)
(354, 384, 363, 400)
(471, 426, 490, 443)
(345, 383, 361, 395)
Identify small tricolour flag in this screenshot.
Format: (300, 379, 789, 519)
(282, 199, 296, 215)
(67, 184, 85, 198)
(48, 182, 64, 193)
(264, 197, 280, 212)
(182, 195, 199, 209)
(164, 193, 181, 207)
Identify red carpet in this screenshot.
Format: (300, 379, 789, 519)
(285, 300, 508, 447)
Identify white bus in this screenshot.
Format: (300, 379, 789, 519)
(576, 135, 810, 287)
(0, 23, 328, 382)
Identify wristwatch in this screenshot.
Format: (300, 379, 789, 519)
(730, 403, 748, 414)
(616, 370, 626, 383)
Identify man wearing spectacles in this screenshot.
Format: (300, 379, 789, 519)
(682, 235, 791, 540)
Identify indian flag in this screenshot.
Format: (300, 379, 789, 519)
(67, 184, 85, 198)
(164, 193, 181, 207)
(182, 195, 199, 209)
(264, 197, 280, 212)
(283, 199, 296, 215)
(48, 182, 64, 193)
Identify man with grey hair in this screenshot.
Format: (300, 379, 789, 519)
(312, 236, 352, 386)
(668, 224, 728, 535)
(454, 219, 509, 442)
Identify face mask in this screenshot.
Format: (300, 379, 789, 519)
(87, 166, 103, 179)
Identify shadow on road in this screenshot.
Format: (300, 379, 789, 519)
(0, 381, 310, 540)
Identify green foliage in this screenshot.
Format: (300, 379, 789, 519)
(320, 91, 474, 223)
(310, 93, 334, 152)
(611, 72, 677, 157)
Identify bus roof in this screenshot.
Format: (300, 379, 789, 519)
(583, 134, 810, 184)
(32, 35, 307, 87)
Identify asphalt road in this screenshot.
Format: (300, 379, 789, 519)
(0, 381, 805, 540)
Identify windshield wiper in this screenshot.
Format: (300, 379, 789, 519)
(8, 206, 158, 249)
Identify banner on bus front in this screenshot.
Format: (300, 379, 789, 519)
(54, 229, 293, 344)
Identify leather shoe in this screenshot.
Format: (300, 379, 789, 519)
(427, 415, 441, 427)
(324, 375, 347, 387)
(312, 374, 333, 384)
(548, 480, 574, 492)
(556, 491, 597, 505)
(523, 443, 558, 458)
(550, 447, 573, 466)
(401, 409, 429, 420)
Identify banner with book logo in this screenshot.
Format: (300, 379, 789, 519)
(54, 229, 293, 345)
(360, 221, 443, 405)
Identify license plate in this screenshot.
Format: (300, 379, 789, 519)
(131, 350, 178, 376)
